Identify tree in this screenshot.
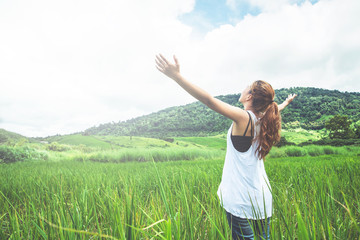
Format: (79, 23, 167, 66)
(325, 115, 355, 139)
(353, 121, 360, 139)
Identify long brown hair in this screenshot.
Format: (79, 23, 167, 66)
(249, 80, 281, 160)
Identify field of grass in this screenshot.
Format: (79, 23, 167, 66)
(268, 145, 360, 158)
(38, 135, 227, 163)
(175, 136, 226, 150)
(175, 128, 325, 147)
(1, 153, 359, 239)
(1, 130, 360, 239)
(72, 147, 225, 163)
(37, 127, 331, 150)
(281, 128, 325, 145)
(44, 134, 211, 150)
(2, 136, 360, 164)
(97, 135, 178, 148)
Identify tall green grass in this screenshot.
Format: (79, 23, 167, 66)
(46, 142, 360, 164)
(0, 155, 359, 239)
(73, 148, 225, 163)
(268, 145, 360, 158)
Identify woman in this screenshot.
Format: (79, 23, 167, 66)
(155, 54, 296, 240)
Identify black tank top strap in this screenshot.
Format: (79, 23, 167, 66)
(250, 112, 253, 137)
(243, 111, 252, 136)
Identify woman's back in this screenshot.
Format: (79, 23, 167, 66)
(217, 110, 272, 220)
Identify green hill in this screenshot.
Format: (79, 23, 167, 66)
(0, 129, 29, 145)
(3, 87, 359, 144)
(83, 87, 360, 138)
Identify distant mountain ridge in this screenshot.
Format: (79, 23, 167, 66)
(83, 87, 360, 138)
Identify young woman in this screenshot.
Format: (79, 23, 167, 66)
(155, 54, 296, 240)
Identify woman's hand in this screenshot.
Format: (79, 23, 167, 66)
(278, 93, 297, 112)
(155, 54, 181, 81)
(284, 93, 297, 104)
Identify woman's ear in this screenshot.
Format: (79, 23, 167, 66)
(246, 94, 253, 101)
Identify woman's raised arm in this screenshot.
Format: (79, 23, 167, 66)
(155, 54, 249, 123)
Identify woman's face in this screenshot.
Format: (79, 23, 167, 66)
(239, 85, 251, 104)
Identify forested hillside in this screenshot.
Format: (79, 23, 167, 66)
(84, 87, 360, 138)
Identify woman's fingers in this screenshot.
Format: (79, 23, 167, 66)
(155, 54, 169, 73)
(286, 94, 297, 103)
(155, 54, 172, 71)
(155, 54, 180, 79)
(155, 58, 163, 68)
(156, 54, 170, 69)
(155, 63, 163, 72)
(173, 55, 179, 66)
(156, 55, 166, 67)
(159, 54, 170, 65)
(155, 61, 163, 73)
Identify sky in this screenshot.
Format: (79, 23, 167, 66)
(0, 0, 359, 137)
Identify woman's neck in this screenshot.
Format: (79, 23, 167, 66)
(244, 105, 259, 118)
(243, 102, 254, 112)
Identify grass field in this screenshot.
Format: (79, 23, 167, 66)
(174, 136, 226, 150)
(1, 154, 359, 239)
(1, 129, 360, 239)
(41, 129, 324, 150)
(281, 128, 325, 144)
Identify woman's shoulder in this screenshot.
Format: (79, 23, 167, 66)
(246, 110, 259, 122)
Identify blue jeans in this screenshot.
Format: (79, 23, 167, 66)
(225, 210, 270, 240)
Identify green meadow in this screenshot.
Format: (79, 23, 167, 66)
(281, 128, 325, 145)
(1, 132, 360, 239)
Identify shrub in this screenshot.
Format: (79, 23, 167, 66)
(276, 137, 296, 147)
(0, 146, 23, 163)
(46, 142, 70, 152)
(300, 138, 360, 146)
(285, 146, 306, 157)
(0, 146, 48, 163)
(323, 146, 336, 155)
(306, 146, 324, 156)
(82, 148, 224, 163)
(268, 147, 287, 158)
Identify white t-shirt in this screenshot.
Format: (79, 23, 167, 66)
(217, 110, 272, 219)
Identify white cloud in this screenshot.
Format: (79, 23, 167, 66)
(0, 0, 195, 137)
(0, 0, 359, 137)
(181, 0, 360, 93)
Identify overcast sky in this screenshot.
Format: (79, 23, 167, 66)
(1, 0, 359, 137)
